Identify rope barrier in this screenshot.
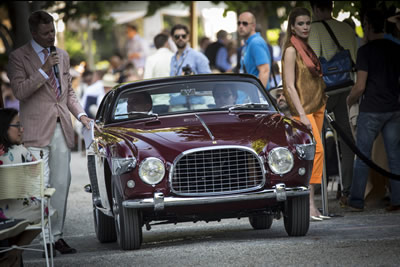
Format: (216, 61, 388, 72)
(324, 113, 400, 181)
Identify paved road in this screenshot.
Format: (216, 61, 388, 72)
(24, 152, 400, 266)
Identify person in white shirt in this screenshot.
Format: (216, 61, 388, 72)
(144, 33, 174, 79)
(80, 71, 116, 118)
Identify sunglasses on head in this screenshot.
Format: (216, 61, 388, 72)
(174, 34, 187, 40)
(237, 21, 250, 26)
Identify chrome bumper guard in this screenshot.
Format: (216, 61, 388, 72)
(122, 183, 309, 211)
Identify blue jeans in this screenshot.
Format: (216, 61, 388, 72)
(349, 111, 400, 209)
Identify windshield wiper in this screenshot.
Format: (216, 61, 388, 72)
(115, 112, 158, 119)
(228, 103, 270, 111)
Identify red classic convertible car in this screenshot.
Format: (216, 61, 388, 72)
(86, 74, 315, 250)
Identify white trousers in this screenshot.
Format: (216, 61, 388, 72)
(29, 122, 71, 241)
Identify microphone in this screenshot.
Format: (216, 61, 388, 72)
(50, 46, 60, 79)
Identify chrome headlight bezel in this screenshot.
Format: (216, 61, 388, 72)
(111, 157, 137, 176)
(139, 157, 165, 185)
(267, 147, 294, 175)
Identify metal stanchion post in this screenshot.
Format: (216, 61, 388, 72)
(333, 121, 343, 195)
(321, 114, 329, 216)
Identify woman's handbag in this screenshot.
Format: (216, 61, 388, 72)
(318, 21, 355, 92)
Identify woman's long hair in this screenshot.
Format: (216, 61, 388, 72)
(0, 108, 19, 152)
(282, 7, 312, 52)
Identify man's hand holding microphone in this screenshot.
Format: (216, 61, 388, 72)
(42, 46, 60, 75)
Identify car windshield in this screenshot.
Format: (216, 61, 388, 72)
(112, 81, 273, 121)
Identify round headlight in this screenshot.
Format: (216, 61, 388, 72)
(267, 147, 294, 175)
(139, 157, 165, 185)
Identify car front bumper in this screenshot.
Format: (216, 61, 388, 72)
(122, 183, 309, 211)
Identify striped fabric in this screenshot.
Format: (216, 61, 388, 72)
(42, 49, 61, 99)
(308, 19, 358, 63)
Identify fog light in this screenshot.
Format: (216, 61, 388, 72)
(298, 167, 306, 176)
(127, 180, 135, 188)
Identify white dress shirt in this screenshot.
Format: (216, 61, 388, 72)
(143, 47, 174, 79)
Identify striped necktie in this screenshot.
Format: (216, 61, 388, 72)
(42, 48, 60, 99)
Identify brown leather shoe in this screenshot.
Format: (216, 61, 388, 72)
(54, 238, 77, 254)
(385, 205, 400, 212)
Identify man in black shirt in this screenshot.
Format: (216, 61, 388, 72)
(347, 9, 400, 212)
(205, 30, 232, 73)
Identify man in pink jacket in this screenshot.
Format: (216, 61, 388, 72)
(7, 10, 92, 256)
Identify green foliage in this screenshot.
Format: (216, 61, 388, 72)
(146, 1, 192, 17)
(41, 1, 121, 27)
(163, 15, 190, 31)
(41, 1, 121, 65)
(93, 27, 115, 61)
(333, 1, 363, 21)
(213, 1, 305, 23)
(64, 31, 86, 64)
(267, 29, 281, 45)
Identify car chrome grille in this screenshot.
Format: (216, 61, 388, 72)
(171, 148, 264, 196)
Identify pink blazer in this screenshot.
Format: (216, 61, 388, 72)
(7, 42, 84, 149)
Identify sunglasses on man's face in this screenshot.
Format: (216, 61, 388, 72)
(174, 34, 187, 40)
(237, 21, 250, 27)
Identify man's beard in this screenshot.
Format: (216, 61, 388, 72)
(278, 101, 289, 111)
(176, 42, 187, 49)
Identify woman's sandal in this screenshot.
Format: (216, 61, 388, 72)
(318, 215, 331, 219)
(310, 215, 323, 221)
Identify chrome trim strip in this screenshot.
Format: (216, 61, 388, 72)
(122, 186, 309, 209)
(168, 145, 267, 196)
(195, 114, 214, 141)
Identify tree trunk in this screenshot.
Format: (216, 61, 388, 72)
(7, 1, 32, 49)
(252, 7, 268, 41)
(190, 1, 198, 50)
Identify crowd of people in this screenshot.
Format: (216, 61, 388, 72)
(1, 1, 400, 265)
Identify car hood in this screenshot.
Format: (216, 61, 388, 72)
(103, 112, 309, 158)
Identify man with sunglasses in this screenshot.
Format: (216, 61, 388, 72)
(237, 12, 271, 89)
(169, 24, 211, 76)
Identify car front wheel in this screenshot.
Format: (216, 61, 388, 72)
(112, 182, 142, 250)
(283, 195, 310, 236)
(249, 214, 273, 230)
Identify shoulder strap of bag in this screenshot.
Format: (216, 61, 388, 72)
(270, 62, 278, 88)
(320, 20, 344, 51)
